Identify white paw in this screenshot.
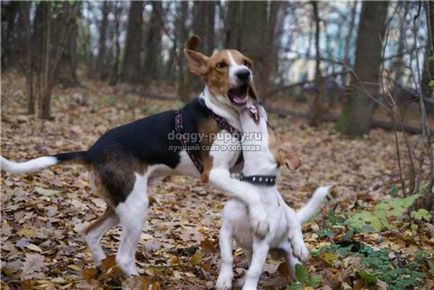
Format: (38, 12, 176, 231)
(291, 237, 309, 262)
(116, 256, 138, 276)
(242, 278, 258, 290)
(249, 205, 269, 238)
(216, 272, 233, 290)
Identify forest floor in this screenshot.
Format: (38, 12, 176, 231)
(1, 72, 433, 289)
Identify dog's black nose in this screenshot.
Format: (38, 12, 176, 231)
(236, 69, 251, 82)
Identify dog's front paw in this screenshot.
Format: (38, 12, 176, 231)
(249, 205, 269, 238)
(291, 237, 309, 262)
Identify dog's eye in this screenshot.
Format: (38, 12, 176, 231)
(243, 60, 252, 68)
(216, 61, 227, 69)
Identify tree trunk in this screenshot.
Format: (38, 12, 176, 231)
(343, 1, 358, 67)
(121, 1, 144, 83)
(38, 2, 52, 119)
(391, 3, 408, 89)
(261, 1, 282, 102)
(204, 1, 216, 55)
(36, 2, 79, 119)
(143, 1, 163, 83)
(56, 10, 80, 87)
(187, 1, 208, 93)
(336, 1, 389, 137)
(224, 1, 242, 49)
(421, 1, 434, 114)
(19, 2, 35, 114)
(176, 1, 191, 102)
(96, 1, 111, 80)
(1, 2, 20, 69)
(240, 1, 268, 97)
(309, 1, 324, 127)
(109, 2, 122, 85)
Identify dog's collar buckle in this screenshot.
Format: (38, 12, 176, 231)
(231, 172, 277, 186)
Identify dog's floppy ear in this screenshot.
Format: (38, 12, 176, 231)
(248, 82, 258, 100)
(184, 35, 209, 76)
(277, 148, 301, 170)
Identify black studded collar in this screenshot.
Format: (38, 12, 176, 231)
(231, 172, 277, 186)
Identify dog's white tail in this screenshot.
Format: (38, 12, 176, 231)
(1, 151, 87, 174)
(297, 185, 332, 224)
(1, 156, 58, 174)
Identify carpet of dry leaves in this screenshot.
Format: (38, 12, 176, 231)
(1, 72, 432, 289)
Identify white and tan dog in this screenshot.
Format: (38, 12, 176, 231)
(216, 102, 331, 290)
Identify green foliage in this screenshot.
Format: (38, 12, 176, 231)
(286, 264, 321, 289)
(356, 270, 377, 286)
(314, 244, 426, 289)
(347, 194, 421, 232)
(410, 209, 431, 221)
(315, 208, 345, 238)
(388, 185, 398, 197)
(360, 247, 425, 290)
(429, 79, 434, 87)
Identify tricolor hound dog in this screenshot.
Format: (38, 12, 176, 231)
(216, 102, 331, 290)
(0, 36, 276, 276)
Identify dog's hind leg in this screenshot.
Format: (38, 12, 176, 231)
(82, 207, 119, 266)
(279, 242, 301, 280)
(242, 239, 270, 290)
(216, 219, 234, 290)
(114, 173, 149, 276)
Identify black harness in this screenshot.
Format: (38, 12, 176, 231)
(174, 111, 204, 173)
(174, 98, 241, 174)
(175, 98, 277, 186)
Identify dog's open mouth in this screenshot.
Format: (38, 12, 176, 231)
(228, 84, 248, 106)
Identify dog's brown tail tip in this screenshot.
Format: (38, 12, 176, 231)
(185, 35, 201, 50)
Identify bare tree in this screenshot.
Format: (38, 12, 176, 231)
(224, 1, 242, 49)
(56, 5, 80, 87)
(176, 1, 191, 101)
(262, 1, 283, 99)
(240, 1, 268, 97)
(19, 2, 34, 114)
(109, 2, 123, 85)
(36, 2, 80, 119)
(143, 1, 163, 83)
(95, 1, 111, 80)
(204, 1, 216, 55)
(421, 1, 434, 114)
(308, 1, 325, 127)
(343, 1, 358, 68)
(121, 1, 144, 83)
(336, 1, 389, 137)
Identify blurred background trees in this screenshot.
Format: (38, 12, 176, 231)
(1, 0, 432, 209)
(1, 0, 433, 130)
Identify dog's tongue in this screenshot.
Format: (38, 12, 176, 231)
(247, 104, 260, 124)
(228, 85, 248, 105)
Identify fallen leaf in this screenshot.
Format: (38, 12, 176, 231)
(25, 244, 42, 253)
(34, 187, 59, 196)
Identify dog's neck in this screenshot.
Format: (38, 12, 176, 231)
(239, 106, 278, 176)
(200, 86, 241, 131)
